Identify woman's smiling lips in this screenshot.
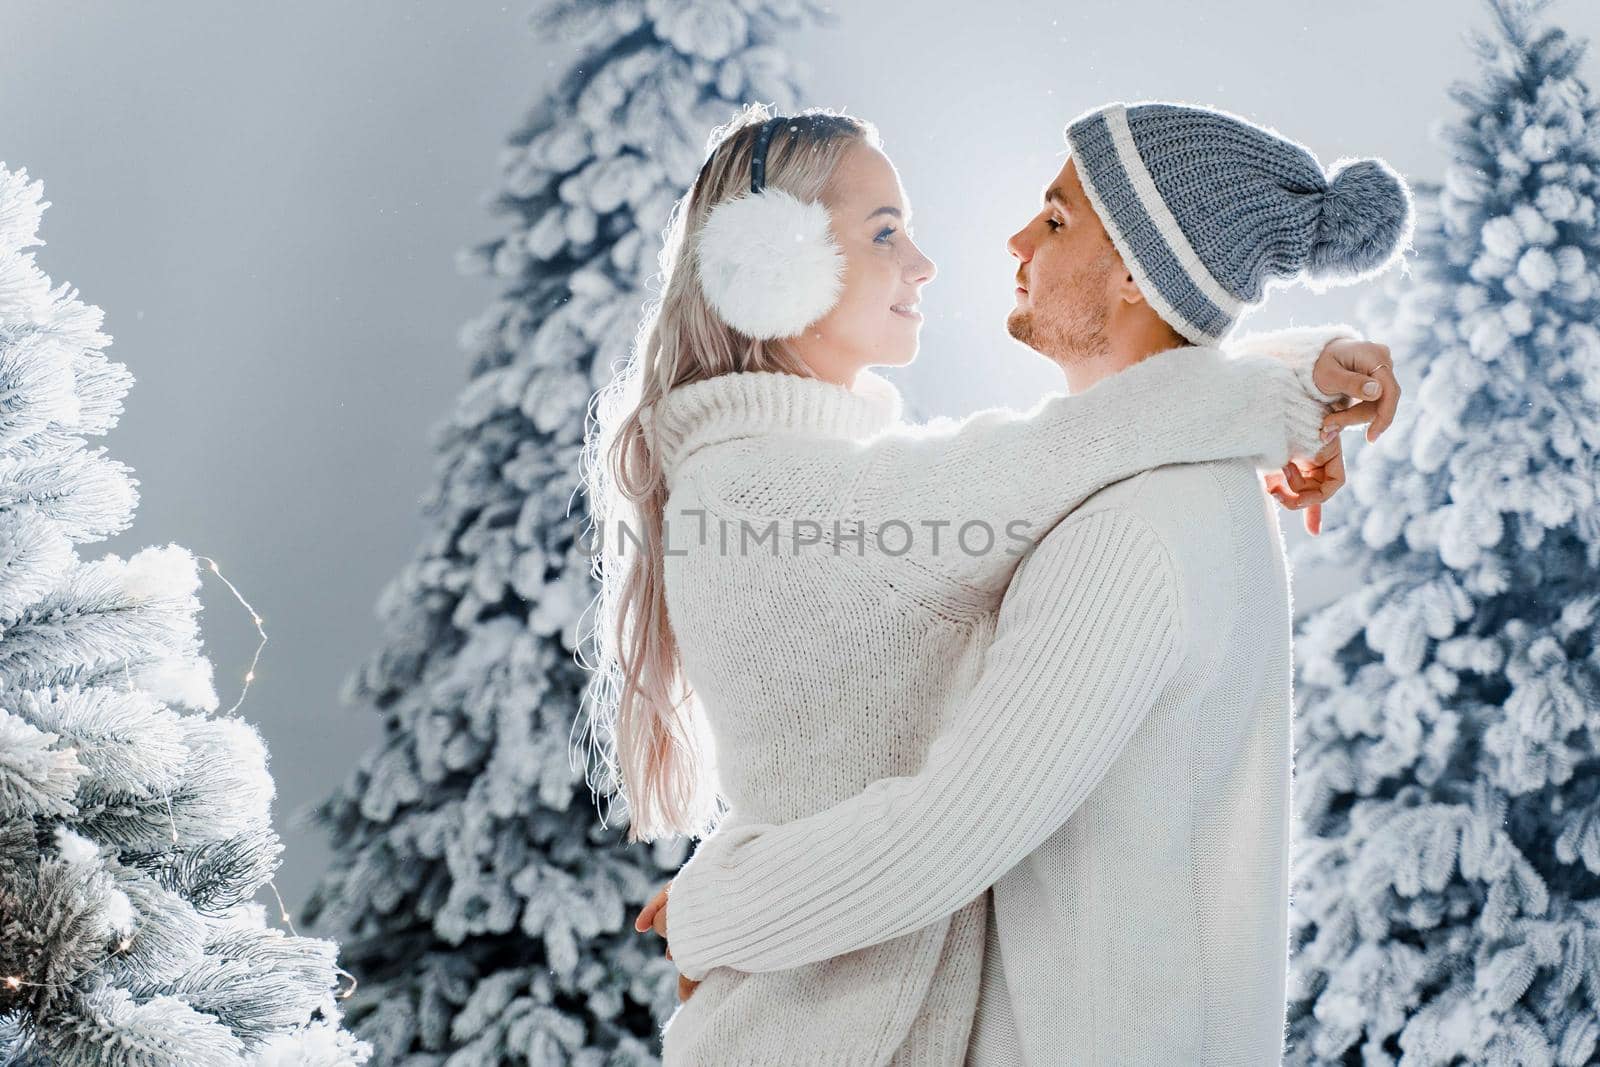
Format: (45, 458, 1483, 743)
(891, 301, 922, 321)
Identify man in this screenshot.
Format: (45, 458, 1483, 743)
(637, 100, 1410, 1063)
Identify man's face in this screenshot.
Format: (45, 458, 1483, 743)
(1005, 157, 1122, 363)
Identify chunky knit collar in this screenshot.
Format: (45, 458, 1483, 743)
(646, 368, 903, 478)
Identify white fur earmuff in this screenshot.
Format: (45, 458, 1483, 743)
(694, 187, 846, 341)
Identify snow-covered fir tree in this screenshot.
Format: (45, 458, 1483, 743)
(1285, 1, 1600, 1063)
(0, 163, 369, 1065)
(299, 2, 826, 1062)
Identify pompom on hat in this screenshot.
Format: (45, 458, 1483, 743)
(1063, 101, 1415, 346)
(694, 116, 847, 340)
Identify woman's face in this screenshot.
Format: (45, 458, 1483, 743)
(791, 143, 936, 382)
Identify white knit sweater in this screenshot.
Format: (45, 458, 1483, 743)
(646, 326, 1354, 1066)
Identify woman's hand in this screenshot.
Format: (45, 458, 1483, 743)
(1268, 337, 1400, 534)
(635, 881, 701, 1002)
(1266, 435, 1343, 535)
(1311, 338, 1400, 442)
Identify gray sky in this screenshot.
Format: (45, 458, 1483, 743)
(3, 0, 1593, 920)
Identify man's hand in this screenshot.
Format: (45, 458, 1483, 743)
(635, 881, 701, 1002)
(1268, 338, 1400, 534)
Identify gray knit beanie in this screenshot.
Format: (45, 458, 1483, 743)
(1063, 100, 1414, 346)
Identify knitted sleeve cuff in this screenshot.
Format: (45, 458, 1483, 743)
(1225, 322, 1361, 404)
(1224, 323, 1362, 461)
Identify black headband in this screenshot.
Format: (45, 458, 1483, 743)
(689, 114, 792, 199)
(750, 115, 786, 194)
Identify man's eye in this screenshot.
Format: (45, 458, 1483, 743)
(1046, 218, 1063, 231)
(874, 226, 897, 243)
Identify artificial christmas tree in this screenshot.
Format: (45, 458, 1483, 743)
(300, 1, 827, 1062)
(0, 162, 369, 1065)
(1285, 1, 1600, 1064)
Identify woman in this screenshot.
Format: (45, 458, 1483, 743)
(580, 104, 1386, 1065)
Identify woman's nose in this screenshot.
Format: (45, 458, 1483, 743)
(901, 240, 935, 284)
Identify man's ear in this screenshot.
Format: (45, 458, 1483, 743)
(1115, 268, 1145, 306)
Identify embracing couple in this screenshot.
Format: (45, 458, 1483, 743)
(583, 97, 1412, 1065)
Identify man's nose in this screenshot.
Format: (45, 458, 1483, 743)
(1007, 229, 1030, 261)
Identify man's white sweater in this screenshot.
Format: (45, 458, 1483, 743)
(648, 327, 1352, 1065)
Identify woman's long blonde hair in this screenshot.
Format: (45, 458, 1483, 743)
(578, 104, 880, 844)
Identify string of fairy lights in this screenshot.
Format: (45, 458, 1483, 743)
(3, 554, 357, 1003)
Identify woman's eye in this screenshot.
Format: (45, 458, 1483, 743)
(874, 226, 896, 243)
(1046, 218, 1063, 231)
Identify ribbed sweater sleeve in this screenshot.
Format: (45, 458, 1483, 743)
(1222, 322, 1356, 404)
(665, 507, 1186, 981)
(839, 325, 1354, 596)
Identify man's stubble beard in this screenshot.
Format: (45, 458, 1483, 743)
(1006, 249, 1117, 367)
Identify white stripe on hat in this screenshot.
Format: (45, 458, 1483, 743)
(1072, 149, 1218, 346)
(1102, 104, 1247, 318)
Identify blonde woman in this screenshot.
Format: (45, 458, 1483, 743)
(582, 105, 1394, 1065)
